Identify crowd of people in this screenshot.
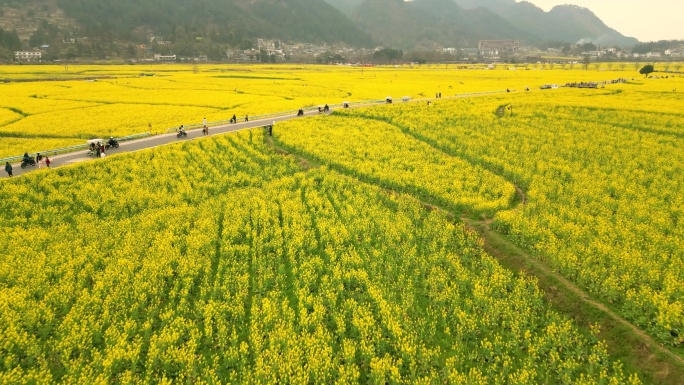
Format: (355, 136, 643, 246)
(7, 104, 337, 178)
(89, 142, 107, 158)
(4, 153, 52, 177)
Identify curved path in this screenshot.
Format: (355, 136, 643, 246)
(5, 86, 684, 381)
(267, 117, 684, 384)
(4, 88, 520, 179)
(5, 109, 326, 178)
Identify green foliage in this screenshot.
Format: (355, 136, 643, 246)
(372, 48, 403, 63)
(0, 28, 21, 51)
(639, 64, 655, 77)
(632, 40, 684, 54)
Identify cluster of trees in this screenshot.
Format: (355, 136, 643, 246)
(312, 48, 462, 65)
(632, 40, 683, 54)
(372, 48, 403, 63)
(0, 28, 22, 61)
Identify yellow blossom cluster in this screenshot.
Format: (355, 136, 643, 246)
(327, 79, 684, 344)
(0, 130, 636, 383)
(1, 63, 665, 158)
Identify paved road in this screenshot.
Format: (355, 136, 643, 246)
(3, 89, 518, 179)
(4, 109, 328, 178)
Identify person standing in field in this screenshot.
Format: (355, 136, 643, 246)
(45, 157, 51, 168)
(232, 114, 237, 124)
(36, 153, 43, 168)
(5, 162, 12, 177)
(245, 115, 249, 122)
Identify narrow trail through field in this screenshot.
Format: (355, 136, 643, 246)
(266, 130, 684, 384)
(6, 88, 684, 382)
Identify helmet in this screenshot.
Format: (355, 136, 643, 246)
(110, 136, 113, 139)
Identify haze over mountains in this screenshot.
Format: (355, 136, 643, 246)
(325, 0, 638, 49)
(4, 0, 638, 51)
(453, 0, 639, 46)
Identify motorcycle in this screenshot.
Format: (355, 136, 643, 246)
(20, 157, 36, 169)
(105, 139, 120, 150)
(177, 130, 188, 138)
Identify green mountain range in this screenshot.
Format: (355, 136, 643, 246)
(3, 0, 638, 55)
(326, 0, 638, 49)
(6, 0, 374, 47)
(332, 0, 536, 50)
(452, 0, 638, 47)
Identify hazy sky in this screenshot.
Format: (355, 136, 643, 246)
(525, 0, 683, 42)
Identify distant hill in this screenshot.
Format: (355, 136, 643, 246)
(452, 0, 639, 47)
(450, 0, 516, 13)
(2, 0, 639, 60)
(7, 0, 374, 48)
(337, 0, 535, 50)
(322, 0, 365, 16)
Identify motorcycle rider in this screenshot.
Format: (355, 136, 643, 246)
(178, 125, 187, 137)
(108, 136, 118, 147)
(22, 152, 32, 165)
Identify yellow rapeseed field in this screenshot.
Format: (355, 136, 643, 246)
(0, 131, 639, 383)
(1, 63, 682, 382)
(275, 78, 683, 346)
(0, 63, 654, 157)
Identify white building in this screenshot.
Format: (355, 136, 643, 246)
(646, 52, 661, 58)
(154, 54, 177, 62)
(478, 40, 519, 54)
(14, 51, 42, 62)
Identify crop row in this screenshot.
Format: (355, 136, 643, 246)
(322, 88, 684, 344)
(0, 130, 636, 383)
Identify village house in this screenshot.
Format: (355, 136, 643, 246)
(154, 54, 177, 62)
(14, 51, 42, 62)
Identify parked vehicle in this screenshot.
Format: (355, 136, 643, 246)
(20, 157, 36, 169)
